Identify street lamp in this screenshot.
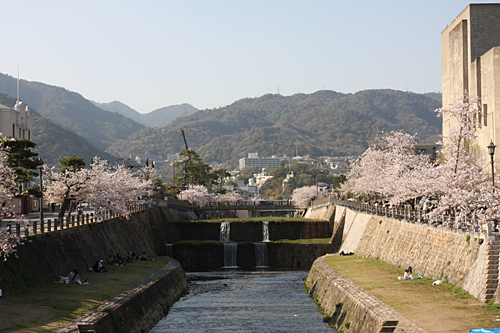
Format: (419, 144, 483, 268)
(488, 141, 496, 192)
(157, 186, 162, 205)
(39, 166, 44, 224)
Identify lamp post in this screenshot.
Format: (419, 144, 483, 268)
(488, 141, 496, 192)
(157, 186, 161, 205)
(38, 166, 44, 224)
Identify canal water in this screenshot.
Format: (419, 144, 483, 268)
(149, 269, 335, 333)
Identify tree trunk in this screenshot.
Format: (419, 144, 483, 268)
(58, 198, 71, 221)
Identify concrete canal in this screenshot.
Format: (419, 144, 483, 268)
(149, 269, 335, 333)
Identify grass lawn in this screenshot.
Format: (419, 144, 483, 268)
(0, 258, 168, 333)
(175, 217, 325, 222)
(323, 255, 500, 333)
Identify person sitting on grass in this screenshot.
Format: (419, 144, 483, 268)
(58, 269, 79, 284)
(116, 253, 126, 266)
(139, 252, 154, 261)
(93, 260, 107, 272)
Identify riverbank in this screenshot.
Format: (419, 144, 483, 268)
(311, 254, 500, 332)
(0, 258, 187, 333)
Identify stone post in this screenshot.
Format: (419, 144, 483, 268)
(33, 221, 37, 235)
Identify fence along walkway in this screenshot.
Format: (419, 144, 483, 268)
(4, 203, 151, 239)
(328, 198, 483, 232)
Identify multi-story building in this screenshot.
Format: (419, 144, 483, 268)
(239, 153, 287, 170)
(442, 4, 500, 168)
(0, 100, 33, 140)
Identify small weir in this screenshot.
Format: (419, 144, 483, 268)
(149, 270, 334, 333)
(223, 243, 238, 268)
(165, 244, 173, 257)
(262, 220, 270, 242)
(254, 243, 268, 267)
(220, 221, 230, 242)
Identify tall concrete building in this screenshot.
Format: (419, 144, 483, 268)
(442, 4, 500, 167)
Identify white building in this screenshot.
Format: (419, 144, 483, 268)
(239, 153, 289, 170)
(0, 101, 33, 140)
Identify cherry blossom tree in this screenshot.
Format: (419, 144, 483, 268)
(178, 185, 216, 206)
(84, 158, 151, 218)
(44, 157, 152, 220)
(291, 185, 318, 208)
(44, 164, 89, 220)
(341, 131, 432, 204)
(340, 91, 497, 230)
(216, 191, 241, 205)
(424, 92, 489, 227)
(0, 141, 29, 261)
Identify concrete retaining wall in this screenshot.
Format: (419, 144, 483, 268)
(306, 255, 426, 333)
(333, 207, 489, 301)
(165, 220, 331, 243)
(55, 259, 187, 333)
(0, 207, 170, 291)
(172, 242, 336, 269)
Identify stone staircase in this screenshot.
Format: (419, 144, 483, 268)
(484, 238, 500, 303)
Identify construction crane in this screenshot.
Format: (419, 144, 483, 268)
(180, 128, 189, 150)
(180, 128, 189, 186)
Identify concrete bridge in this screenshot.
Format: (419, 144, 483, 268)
(165, 198, 298, 218)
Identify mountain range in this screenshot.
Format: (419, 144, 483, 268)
(93, 101, 198, 127)
(0, 72, 444, 170)
(108, 90, 443, 167)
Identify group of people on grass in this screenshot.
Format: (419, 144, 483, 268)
(58, 251, 154, 284)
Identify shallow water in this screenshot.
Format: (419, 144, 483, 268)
(149, 269, 335, 333)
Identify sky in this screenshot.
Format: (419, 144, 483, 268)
(1, 0, 497, 114)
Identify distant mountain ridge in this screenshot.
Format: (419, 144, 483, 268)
(93, 101, 198, 127)
(0, 92, 115, 167)
(0, 73, 145, 151)
(108, 89, 443, 167)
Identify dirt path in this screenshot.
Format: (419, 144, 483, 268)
(324, 255, 500, 333)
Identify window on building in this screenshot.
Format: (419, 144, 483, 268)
(28, 130, 30, 140)
(484, 104, 488, 126)
(19, 128, 21, 138)
(12, 124, 15, 137)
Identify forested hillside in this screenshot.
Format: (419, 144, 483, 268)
(0, 73, 145, 151)
(0, 92, 115, 167)
(94, 101, 198, 128)
(108, 89, 442, 167)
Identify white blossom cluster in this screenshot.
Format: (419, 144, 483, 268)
(178, 185, 241, 206)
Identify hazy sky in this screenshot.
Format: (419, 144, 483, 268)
(1, 1, 495, 113)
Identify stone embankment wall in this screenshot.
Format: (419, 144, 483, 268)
(56, 259, 187, 333)
(306, 255, 426, 333)
(332, 206, 490, 301)
(0, 207, 171, 291)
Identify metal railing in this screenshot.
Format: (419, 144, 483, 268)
(330, 198, 479, 232)
(3, 203, 150, 239)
